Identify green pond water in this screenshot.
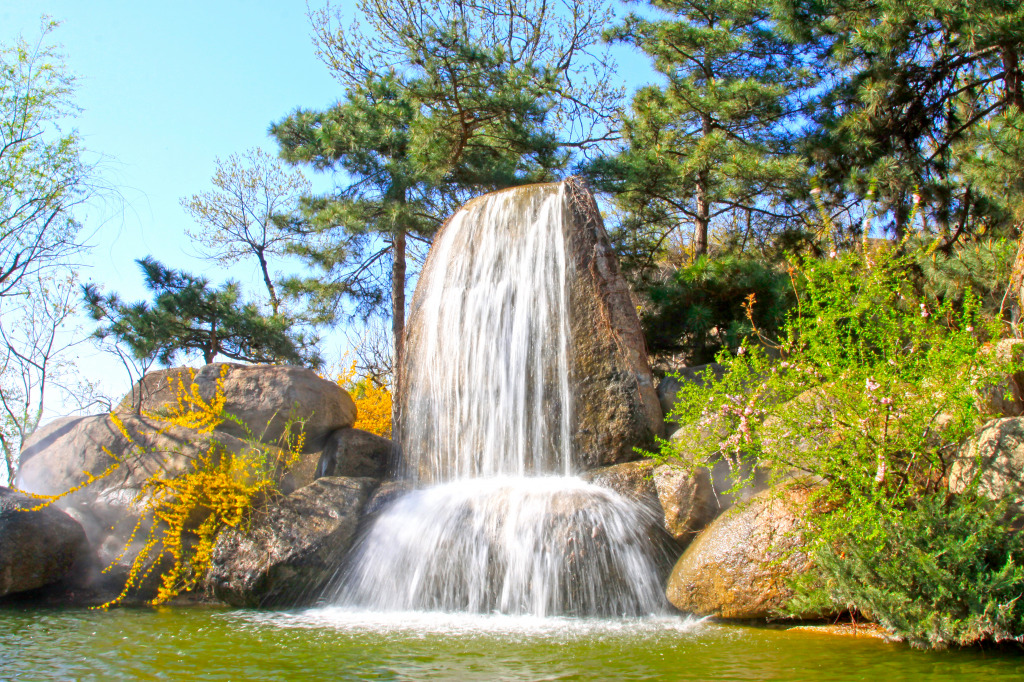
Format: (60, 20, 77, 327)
(1, 606, 1022, 681)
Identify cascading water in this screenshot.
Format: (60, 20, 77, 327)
(330, 182, 666, 617)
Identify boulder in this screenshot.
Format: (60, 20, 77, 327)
(363, 480, 412, 516)
(658, 363, 726, 435)
(976, 339, 1024, 418)
(652, 464, 718, 543)
(316, 428, 393, 479)
(16, 413, 316, 588)
(0, 487, 87, 598)
(580, 460, 658, 509)
(117, 363, 356, 451)
(205, 477, 378, 607)
(398, 180, 663, 481)
(949, 417, 1024, 515)
(665, 484, 824, 620)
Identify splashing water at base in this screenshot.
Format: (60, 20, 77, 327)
(331, 476, 667, 617)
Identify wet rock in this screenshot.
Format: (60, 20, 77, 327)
(0, 487, 87, 598)
(116, 363, 356, 451)
(580, 460, 658, 508)
(949, 417, 1024, 515)
(665, 484, 826, 620)
(206, 477, 378, 607)
(563, 180, 664, 467)
(363, 481, 412, 516)
(317, 428, 393, 480)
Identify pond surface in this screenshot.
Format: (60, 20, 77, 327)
(1, 606, 1022, 681)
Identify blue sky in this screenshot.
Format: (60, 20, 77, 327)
(2, 1, 656, 411)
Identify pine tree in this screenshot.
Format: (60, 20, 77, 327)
(779, 0, 1024, 242)
(83, 257, 319, 367)
(271, 0, 618, 366)
(586, 0, 811, 276)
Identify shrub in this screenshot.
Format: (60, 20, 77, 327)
(661, 246, 1024, 646)
(641, 253, 794, 364)
(337, 361, 392, 439)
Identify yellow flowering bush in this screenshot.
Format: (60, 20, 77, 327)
(336, 361, 392, 439)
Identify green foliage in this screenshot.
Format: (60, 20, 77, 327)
(661, 246, 1024, 646)
(641, 253, 794, 363)
(584, 0, 811, 275)
(789, 494, 1024, 649)
(914, 237, 1017, 315)
(273, 0, 617, 347)
(83, 257, 320, 368)
(0, 19, 92, 301)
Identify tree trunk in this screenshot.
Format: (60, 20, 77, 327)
(694, 116, 712, 257)
(256, 248, 280, 315)
(392, 226, 407, 369)
(1005, 44, 1023, 111)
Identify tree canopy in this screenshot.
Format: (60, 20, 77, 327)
(83, 257, 320, 368)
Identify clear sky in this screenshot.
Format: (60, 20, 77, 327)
(1, 1, 656, 415)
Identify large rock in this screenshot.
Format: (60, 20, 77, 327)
(205, 477, 377, 607)
(0, 487, 87, 598)
(563, 180, 664, 467)
(117, 363, 356, 451)
(580, 460, 718, 554)
(316, 428, 393, 479)
(949, 417, 1024, 515)
(665, 484, 823, 620)
(652, 464, 718, 543)
(398, 180, 663, 481)
(16, 413, 313, 590)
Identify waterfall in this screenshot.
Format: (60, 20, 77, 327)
(330, 182, 666, 618)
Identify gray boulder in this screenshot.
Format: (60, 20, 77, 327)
(117, 363, 356, 451)
(16, 413, 316, 589)
(0, 487, 87, 598)
(665, 484, 826, 620)
(316, 428, 393, 479)
(205, 477, 378, 607)
(949, 417, 1024, 515)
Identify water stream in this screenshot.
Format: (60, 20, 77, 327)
(331, 182, 665, 616)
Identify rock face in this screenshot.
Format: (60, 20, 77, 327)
(206, 477, 377, 607)
(317, 428, 393, 479)
(563, 180, 664, 467)
(580, 460, 718, 547)
(949, 417, 1024, 514)
(118, 363, 356, 451)
(665, 485, 822, 620)
(0, 487, 87, 598)
(15, 363, 350, 595)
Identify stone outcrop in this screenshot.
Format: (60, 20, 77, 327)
(117, 363, 356, 451)
(563, 180, 664, 467)
(949, 417, 1024, 515)
(205, 477, 377, 607)
(15, 363, 352, 594)
(580, 460, 718, 547)
(0, 487, 87, 598)
(317, 428, 393, 479)
(665, 484, 825, 620)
